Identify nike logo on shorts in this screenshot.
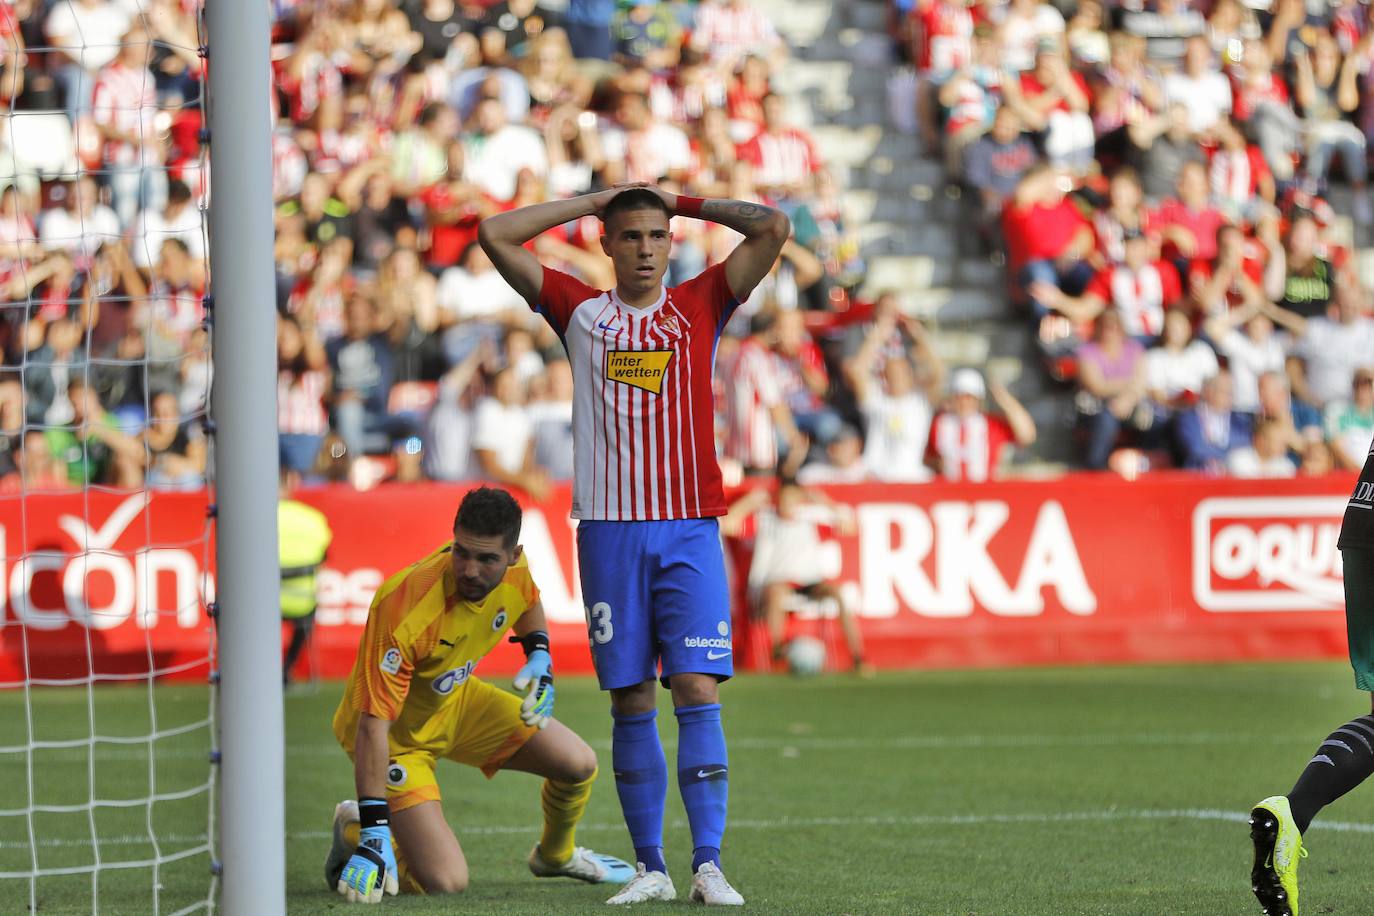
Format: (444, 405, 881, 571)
(706, 649, 731, 660)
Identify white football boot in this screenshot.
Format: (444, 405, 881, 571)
(605, 863, 677, 904)
(689, 862, 745, 906)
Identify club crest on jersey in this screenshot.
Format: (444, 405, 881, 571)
(432, 660, 476, 695)
(492, 608, 508, 631)
(655, 314, 682, 337)
(605, 349, 674, 395)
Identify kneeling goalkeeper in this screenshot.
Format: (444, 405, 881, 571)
(326, 486, 633, 902)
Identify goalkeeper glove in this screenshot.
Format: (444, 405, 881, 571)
(337, 797, 399, 904)
(511, 631, 554, 729)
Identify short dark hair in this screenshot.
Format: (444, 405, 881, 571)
(601, 188, 670, 232)
(453, 487, 523, 548)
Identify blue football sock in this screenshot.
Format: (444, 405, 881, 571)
(675, 703, 728, 871)
(612, 708, 668, 874)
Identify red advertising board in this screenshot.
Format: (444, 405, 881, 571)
(0, 474, 1358, 685)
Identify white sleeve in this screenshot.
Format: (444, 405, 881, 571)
(665, 127, 692, 171)
(471, 399, 506, 452)
(1195, 345, 1219, 386)
(1144, 349, 1166, 393)
(435, 269, 463, 318)
(751, 352, 782, 407)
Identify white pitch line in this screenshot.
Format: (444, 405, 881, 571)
(0, 732, 1311, 764)
(4, 809, 1374, 853)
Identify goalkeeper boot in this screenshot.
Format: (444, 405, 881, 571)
(324, 799, 360, 891)
(528, 844, 635, 884)
(1250, 795, 1307, 916)
(605, 863, 677, 904)
(688, 861, 745, 906)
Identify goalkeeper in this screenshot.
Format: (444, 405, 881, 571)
(326, 486, 634, 902)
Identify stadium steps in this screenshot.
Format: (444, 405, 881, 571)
(779, 0, 1079, 469)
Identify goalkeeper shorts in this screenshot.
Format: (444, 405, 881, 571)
(371, 676, 538, 814)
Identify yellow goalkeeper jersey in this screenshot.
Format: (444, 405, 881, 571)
(332, 542, 538, 758)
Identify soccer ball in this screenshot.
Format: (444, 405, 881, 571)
(785, 636, 826, 677)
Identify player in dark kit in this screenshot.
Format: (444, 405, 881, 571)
(1249, 441, 1374, 916)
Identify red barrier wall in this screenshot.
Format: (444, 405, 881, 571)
(0, 474, 1357, 684)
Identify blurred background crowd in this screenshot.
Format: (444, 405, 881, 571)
(3, 0, 1374, 495)
(905, 0, 1374, 477)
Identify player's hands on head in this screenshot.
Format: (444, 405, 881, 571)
(590, 182, 674, 219)
(337, 799, 399, 904)
(513, 647, 555, 729)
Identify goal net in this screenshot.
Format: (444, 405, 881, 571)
(0, 2, 217, 913)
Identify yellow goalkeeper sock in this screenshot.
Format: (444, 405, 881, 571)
(539, 768, 596, 865)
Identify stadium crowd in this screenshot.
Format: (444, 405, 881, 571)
(896, 0, 1374, 475)
(2, 0, 1371, 494)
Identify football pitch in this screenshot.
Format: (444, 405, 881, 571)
(6, 663, 1374, 914)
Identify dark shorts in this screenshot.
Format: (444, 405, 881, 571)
(1344, 548, 1374, 690)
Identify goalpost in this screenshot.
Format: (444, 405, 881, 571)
(204, 0, 285, 911)
(0, 1, 283, 913)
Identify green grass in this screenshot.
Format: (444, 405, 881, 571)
(6, 663, 1374, 913)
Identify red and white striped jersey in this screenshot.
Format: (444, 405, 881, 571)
(719, 338, 784, 472)
(925, 411, 1014, 482)
(1084, 260, 1182, 338)
(536, 264, 739, 521)
(278, 369, 329, 436)
(91, 62, 158, 167)
(736, 128, 823, 191)
(692, 0, 781, 68)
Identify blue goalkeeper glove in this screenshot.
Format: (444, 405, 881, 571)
(511, 632, 554, 729)
(337, 797, 399, 904)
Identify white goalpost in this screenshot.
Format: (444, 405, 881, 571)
(0, 0, 282, 912)
(204, 0, 285, 911)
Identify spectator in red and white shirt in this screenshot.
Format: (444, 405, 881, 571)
(600, 91, 691, 186)
(910, 0, 974, 79)
(1153, 160, 1228, 267)
(999, 0, 1067, 73)
(461, 96, 547, 202)
(131, 179, 204, 270)
(719, 315, 802, 476)
(1003, 44, 1095, 172)
(926, 369, 1037, 481)
(1003, 164, 1096, 317)
(39, 175, 120, 267)
(92, 24, 166, 228)
(1208, 116, 1275, 223)
(1187, 221, 1282, 316)
(772, 309, 842, 446)
(691, 0, 785, 74)
(1033, 228, 1182, 340)
(44, 0, 133, 120)
(277, 314, 330, 481)
(1092, 167, 1157, 266)
(144, 237, 206, 356)
(736, 93, 825, 201)
(1230, 39, 1301, 181)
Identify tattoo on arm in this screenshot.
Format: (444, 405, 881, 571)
(700, 199, 782, 236)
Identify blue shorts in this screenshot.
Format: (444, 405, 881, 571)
(576, 519, 734, 691)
